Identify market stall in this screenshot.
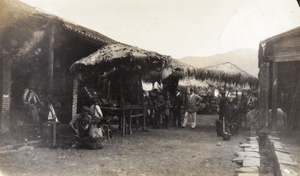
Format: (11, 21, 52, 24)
(70, 43, 179, 136)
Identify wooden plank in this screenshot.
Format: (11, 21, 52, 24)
(131, 114, 143, 118)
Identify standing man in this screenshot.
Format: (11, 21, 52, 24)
(182, 87, 203, 129)
(218, 91, 230, 121)
(89, 98, 103, 120)
(23, 87, 40, 124)
(172, 87, 183, 127)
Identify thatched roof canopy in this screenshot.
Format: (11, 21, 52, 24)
(178, 78, 210, 88)
(195, 62, 259, 87)
(168, 59, 200, 78)
(143, 58, 200, 81)
(70, 43, 171, 80)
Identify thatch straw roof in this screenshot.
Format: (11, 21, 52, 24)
(195, 62, 259, 87)
(71, 43, 167, 68)
(70, 43, 204, 81)
(168, 59, 200, 78)
(144, 58, 200, 81)
(178, 78, 210, 88)
(70, 43, 171, 80)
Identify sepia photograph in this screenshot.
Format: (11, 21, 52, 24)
(0, 0, 300, 175)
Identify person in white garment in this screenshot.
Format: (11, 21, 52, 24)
(182, 87, 203, 129)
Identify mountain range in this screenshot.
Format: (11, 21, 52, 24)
(179, 48, 259, 77)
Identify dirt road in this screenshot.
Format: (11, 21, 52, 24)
(0, 114, 249, 176)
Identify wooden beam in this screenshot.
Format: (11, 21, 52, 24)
(272, 55, 300, 63)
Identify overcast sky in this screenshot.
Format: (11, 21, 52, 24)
(20, 0, 300, 59)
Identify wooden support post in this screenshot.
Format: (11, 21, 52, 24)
(265, 63, 270, 128)
(129, 109, 132, 134)
(271, 62, 278, 130)
(119, 78, 126, 136)
(48, 25, 55, 94)
(139, 79, 147, 131)
(52, 122, 57, 147)
(72, 73, 79, 118)
(107, 80, 111, 98)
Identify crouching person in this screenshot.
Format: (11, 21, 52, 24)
(69, 106, 91, 138)
(69, 106, 103, 149)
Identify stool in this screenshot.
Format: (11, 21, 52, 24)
(101, 119, 112, 140)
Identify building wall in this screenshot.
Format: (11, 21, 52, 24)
(0, 54, 11, 133)
(258, 62, 270, 127)
(258, 27, 300, 130)
(0, 0, 116, 133)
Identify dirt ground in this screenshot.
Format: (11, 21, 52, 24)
(0, 114, 299, 176)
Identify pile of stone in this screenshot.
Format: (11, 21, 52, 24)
(233, 136, 260, 176)
(267, 135, 298, 176)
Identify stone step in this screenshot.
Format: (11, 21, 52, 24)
(235, 166, 259, 173)
(243, 158, 260, 167)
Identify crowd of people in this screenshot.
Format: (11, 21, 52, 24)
(22, 80, 262, 148)
(145, 87, 203, 129)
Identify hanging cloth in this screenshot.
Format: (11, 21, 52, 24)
(48, 103, 58, 122)
(154, 81, 163, 92)
(142, 80, 153, 91)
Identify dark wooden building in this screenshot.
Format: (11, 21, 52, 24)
(0, 0, 117, 133)
(258, 26, 300, 130)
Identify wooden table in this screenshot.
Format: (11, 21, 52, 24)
(101, 105, 144, 136)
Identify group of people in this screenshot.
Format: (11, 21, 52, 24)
(145, 87, 203, 129)
(22, 83, 106, 149)
(22, 86, 60, 138)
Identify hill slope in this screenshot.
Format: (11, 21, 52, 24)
(179, 48, 259, 77)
